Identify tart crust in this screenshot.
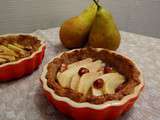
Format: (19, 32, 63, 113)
(46, 48, 141, 104)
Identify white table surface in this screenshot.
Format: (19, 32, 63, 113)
(0, 27, 160, 120)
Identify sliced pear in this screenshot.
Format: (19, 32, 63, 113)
(92, 87, 103, 96)
(70, 74, 80, 90)
(13, 43, 24, 49)
(99, 73, 125, 94)
(70, 61, 104, 91)
(57, 66, 86, 88)
(68, 58, 93, 68)
(7, 44, 26, 55)
(58, 58, 105, 88)
(0, 58, 7, 64)
(77, 72, 102, 95)
(13, 43, 32, 51)
(85, 60, 105, 72)
(0, 45, 18, 57)
(0, 55, 16, 61)
(57, 59, 93, 88)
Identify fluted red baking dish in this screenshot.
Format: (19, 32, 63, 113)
(40, 48, 144, 120)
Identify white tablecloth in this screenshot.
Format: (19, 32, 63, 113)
(0, 27, 160, 120)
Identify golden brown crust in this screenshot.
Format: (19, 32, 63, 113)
(47, 48, 141, 104)
(0, 34, 41, 64)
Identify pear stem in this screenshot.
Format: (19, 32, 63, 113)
(93, 0, 100, 9)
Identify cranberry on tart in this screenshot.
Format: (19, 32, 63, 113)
(41, 48, 144, 120)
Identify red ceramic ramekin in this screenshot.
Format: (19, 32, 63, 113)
(40, 49, 144, 120)
(0, 33, 46, 81)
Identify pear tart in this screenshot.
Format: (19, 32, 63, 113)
(0, 34, 45, 81)
(0, 35, 41, 65)
(41, 48, 144, 120)
(44, 48, 141, 104)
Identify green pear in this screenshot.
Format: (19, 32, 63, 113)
(60, 2, 97, 49)
(88, 1, 121, 50)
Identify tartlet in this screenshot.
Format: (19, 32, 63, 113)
(40, 48, 144, 120)
(0, 34, 45, 81)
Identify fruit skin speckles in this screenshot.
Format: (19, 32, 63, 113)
(60, 63, 68, 72)
(93, 78, 104, 89)
(78, 67, 89, 76)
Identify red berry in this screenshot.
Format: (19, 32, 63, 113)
(78, 67, 89, 76)
(93, 78, 104, 89)
(104, 66, 113, 74)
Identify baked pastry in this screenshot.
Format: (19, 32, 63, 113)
(0, 34, 45, 81)
(41, 48, 144, 120)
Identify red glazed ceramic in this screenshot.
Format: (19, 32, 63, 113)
(40, 49, 144, 120)
(0, 34, 46, 81)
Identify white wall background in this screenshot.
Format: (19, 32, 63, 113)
(0, 0, 160, 38)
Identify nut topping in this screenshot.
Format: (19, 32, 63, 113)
(93, 78, 104, 89)
(60, 63, 68, 72)
(78, 67, 89, 76)
(104, 66, 113, 74)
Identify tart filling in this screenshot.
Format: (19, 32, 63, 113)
(0, 35, 41, 65)
(57, 58, 125, 96)
(46, 48, 141, 104)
